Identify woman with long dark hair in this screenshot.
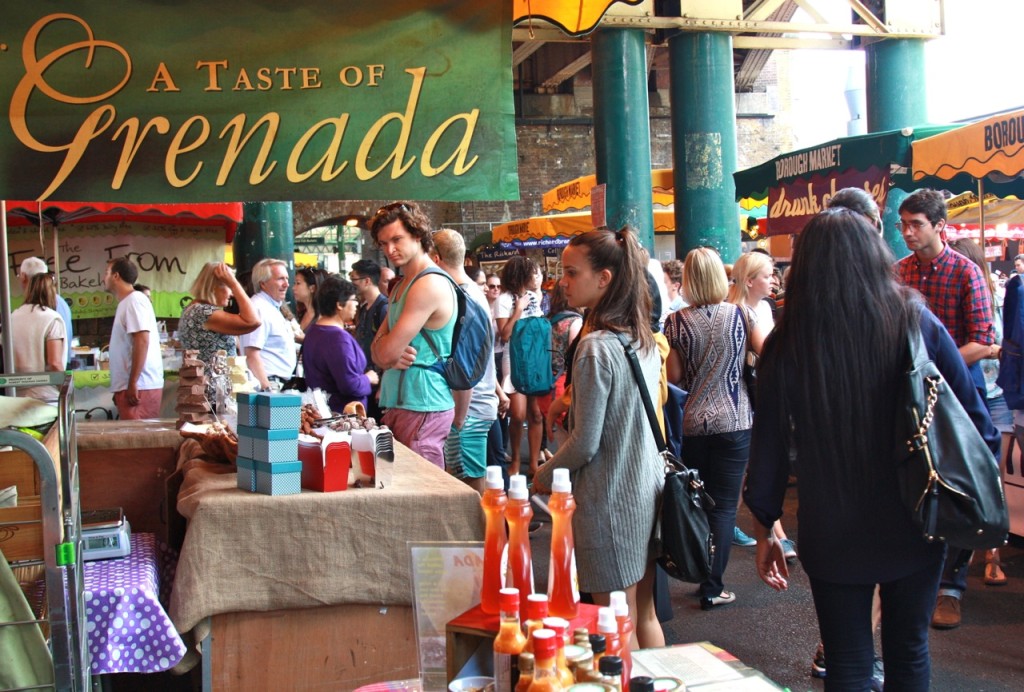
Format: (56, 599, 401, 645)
(10, 273, 66, 403)
(745, 208, 999, 690)
(293, 266, 328, 340)
(533, 227, 665, 649)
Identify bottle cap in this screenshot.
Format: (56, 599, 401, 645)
(598, 655, 623, 676)
(629, 675, 655, 691)
(531, 629, 558, 659)
(552, 467, 571, 493)
(517, 651, 535, 673)
(541, 616, 569, 642)
(498, 588, 519, 612)
(509, 474, 528, 500)
(609, 591, 628, 617)
(588, 633, 606, 654)
(526, 593, 549, 620)
(485, 466, 504, 490)
(597, 607, 618, 634)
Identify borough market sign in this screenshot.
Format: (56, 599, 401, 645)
(0, 0, 518, 203)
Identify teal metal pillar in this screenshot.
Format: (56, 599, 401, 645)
(668, 31, 739, 262)
(233, 202, 295, 302)
(866, 38, 928, 258)
(592, 28, 655, 252)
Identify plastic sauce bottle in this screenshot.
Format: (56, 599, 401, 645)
(481, 466, 509, 614)
(523, 594, 550, 653)
(515, 652, 535, 692)
(527, 629, 563, 691)
(547, 468, 580, 618)
(504, 474, 536, 614)
(598, 655, 624, 691)
(596, 608, 622, 667)
(541, 616, 575, 688)
(588, 633, 607, 675)
(495, 587, 528, 691)
(609, 591, 634, 682)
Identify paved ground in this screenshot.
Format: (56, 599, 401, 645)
(528, 483, 1024, 691)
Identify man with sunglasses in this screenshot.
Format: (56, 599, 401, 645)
(350, 258, 389, 421)
(369, 202, 457, 468)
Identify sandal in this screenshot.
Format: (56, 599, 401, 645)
(985, 560, 1008, 586)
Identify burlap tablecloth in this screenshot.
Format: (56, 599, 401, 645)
(168, 441, 483, 634)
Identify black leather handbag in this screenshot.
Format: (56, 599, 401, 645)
(614, 333, 715, 584)
(899, 329, 1008, 549)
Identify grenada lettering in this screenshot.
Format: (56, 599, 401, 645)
(774, 144, 843, 180)
(10, 14, 481, 199)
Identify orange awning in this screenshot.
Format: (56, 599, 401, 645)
(542, 169, 674, 212)
(513, 0, 644, 37)
(912, 109, 1024, 183)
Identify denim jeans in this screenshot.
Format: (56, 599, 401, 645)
(683, 429, 751, 599)
(810, 556, 943, 691)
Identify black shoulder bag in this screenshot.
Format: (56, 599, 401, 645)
(899, 328, 1008, 549)
(614, 332, 715, 583)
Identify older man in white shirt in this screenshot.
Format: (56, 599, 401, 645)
(240, 258, 296, 390)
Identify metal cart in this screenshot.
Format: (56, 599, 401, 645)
(0, 372, 90, 691)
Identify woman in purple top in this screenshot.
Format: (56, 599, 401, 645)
(302, 276, 379, 412)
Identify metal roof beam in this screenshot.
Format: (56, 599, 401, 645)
(541, 52, 594, 90)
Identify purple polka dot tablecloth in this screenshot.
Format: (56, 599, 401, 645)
(83, 532, 187, 674)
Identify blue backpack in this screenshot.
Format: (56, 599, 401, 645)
(409, 267, 493, 391)
(509, 304, 554, 396)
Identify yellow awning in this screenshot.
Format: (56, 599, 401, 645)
(542, 169, 675, 212)
(513, 0, 644, 37)
(492, 209, 676, 244)
(913, 108, 1024, 182)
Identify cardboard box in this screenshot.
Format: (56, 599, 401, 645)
(237, 425, 299, 463)
(236, 457, 257, 493)
(236, 392, 258, 428)
(299, 438, 350, 493)
(254, 460, 302, 496)
(256, 392, 303, 430)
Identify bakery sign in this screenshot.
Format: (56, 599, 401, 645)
(0, 0, 518, 203)
(5, 222, 222, 319)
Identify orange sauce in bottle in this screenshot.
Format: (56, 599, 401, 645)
(494, 588, 527, 691)
(546, 468, 579, 618)
(522, 594, 549, 653)
(504, 474, 535, 616)
(481, 467, 509, 614)
(527, 629, 563, 691)
(541, 616, 575, 689)
(610, 591, 634, 682)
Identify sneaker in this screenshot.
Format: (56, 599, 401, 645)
(531, 494, 552, 517)
(732, 526, 756, 547)
(931, 594, 961, 629)
(780, 538, 798, 562)
(810, 642, 826, 679)
(700, 591, 736, 610)
(870, 655, 884, 692)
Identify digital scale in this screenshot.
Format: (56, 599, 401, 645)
(81, 508, 132, 561)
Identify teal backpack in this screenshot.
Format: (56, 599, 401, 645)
(509, 311, 554, 396)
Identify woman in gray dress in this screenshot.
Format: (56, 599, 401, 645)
(533, 226, 665, 650)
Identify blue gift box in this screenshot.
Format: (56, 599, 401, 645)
(236, 456, 257, 492)
(236, 392, 259, 428)
(237, 425, 299, 463)
(254, 459, 302, 496)
(256, 392, 303, 430)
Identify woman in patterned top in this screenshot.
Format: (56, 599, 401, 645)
(664, 247, 765, 611)
(179, 262, 261, 398)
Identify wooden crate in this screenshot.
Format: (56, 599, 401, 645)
(0, 424, 60, 562)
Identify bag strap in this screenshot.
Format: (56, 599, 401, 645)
(613, 332, 667, 453)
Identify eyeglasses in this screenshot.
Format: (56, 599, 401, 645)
(375, 202, 411, 217)
(896, 219, 930, 232)
(350, 274, 367, 282)
(486, 283, 501, 290)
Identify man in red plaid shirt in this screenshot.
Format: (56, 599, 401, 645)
(895, 187, 997, 633)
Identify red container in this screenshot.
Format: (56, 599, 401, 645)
(299, 439, 350, 492)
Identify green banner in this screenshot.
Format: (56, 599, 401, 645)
(0, 1, 518, 202)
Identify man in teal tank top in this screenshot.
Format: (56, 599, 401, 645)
(369, 202, 457, 468)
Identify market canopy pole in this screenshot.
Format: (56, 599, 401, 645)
(0, 201, 13, 384)
(865, 37, 929, 258)
(591, 28, 655, 251)
(233, 203, 296, 307)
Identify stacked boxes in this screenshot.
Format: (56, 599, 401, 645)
(235, 392, 302, 495)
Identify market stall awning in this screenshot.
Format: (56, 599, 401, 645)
(734, 125, 957, 235)
(946, 193, 1024, 231)
(912, 108, 1024, 198)
(5, 201, 244, 242)
(492, 209, 675, 248)
(542, 169, 674, 212)
(513, 0, 644, 37)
